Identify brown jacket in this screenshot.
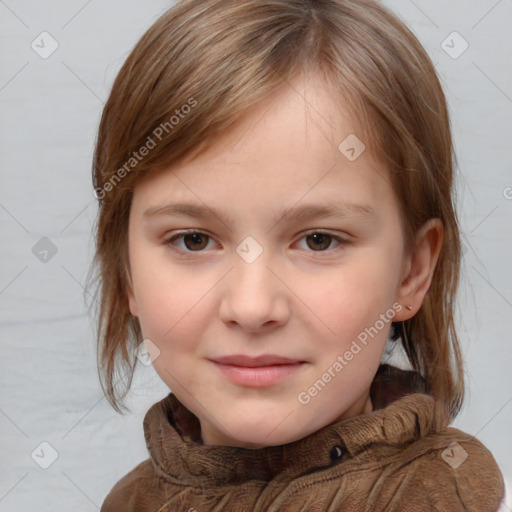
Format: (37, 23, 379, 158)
(100, 364, 504, 511)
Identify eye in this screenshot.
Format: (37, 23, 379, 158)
(296, 231, 349, 252)
(164, 229, 350, 255)
(164, 230, 216, 252)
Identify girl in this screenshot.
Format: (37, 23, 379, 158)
(88, 0, 505, 510)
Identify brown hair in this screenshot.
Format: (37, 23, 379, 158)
(87, 0, 465, 419)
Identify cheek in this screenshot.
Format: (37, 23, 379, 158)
(130, 246, 214, 348)
(136, 277, 201, 341)
(302, 251, 399, 345)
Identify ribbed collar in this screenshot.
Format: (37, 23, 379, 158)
(143, 364, 450, 487)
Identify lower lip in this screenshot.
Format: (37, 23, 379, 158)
(212, 362, 306, 387)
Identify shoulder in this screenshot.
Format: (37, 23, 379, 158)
(386, 426, 505, 512)
(100, 459, 160, 512)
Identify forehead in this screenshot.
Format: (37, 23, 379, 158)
(132, 70, 392, 217)
(179, 70, 371, 167)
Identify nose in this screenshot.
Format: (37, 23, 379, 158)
(219, 248, 290, 333)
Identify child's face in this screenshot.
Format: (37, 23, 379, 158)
(127, 71, 411, 448)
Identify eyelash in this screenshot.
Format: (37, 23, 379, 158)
(163, 229, 350, 256)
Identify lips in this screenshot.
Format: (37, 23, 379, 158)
(210, 354, 305, 367)
(209, 354, 307, 387)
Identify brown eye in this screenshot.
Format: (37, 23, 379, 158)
(165, 231, 213, 252)
(305, 232, 334, 251)
(296, 231, 349, 254)
(182, 233, 209, 251)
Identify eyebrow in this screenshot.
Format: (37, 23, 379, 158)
(142, 201, 376, 226)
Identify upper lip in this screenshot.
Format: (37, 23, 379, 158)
(210, 355, 305, 367)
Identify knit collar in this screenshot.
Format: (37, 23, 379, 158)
(143, 364, 450, 487)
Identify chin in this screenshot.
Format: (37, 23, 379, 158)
(225, 429, 299, 449)
(216, 413, 307, 449)
(200, 396, 319, 448)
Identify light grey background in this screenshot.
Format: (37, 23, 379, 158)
(0, 0, 511, 510)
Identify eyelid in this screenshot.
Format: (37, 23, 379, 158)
(299, 229, 351, 241)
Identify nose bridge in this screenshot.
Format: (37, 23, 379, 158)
(219, 240, 288, 330)
(234, 246, 272, 289)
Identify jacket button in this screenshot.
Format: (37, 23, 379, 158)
(330, 445, 344, 462)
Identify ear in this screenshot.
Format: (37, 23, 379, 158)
(393, 218, 444, 321)
(124, 263, 139, 317)
(127, 286, 139, 317)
